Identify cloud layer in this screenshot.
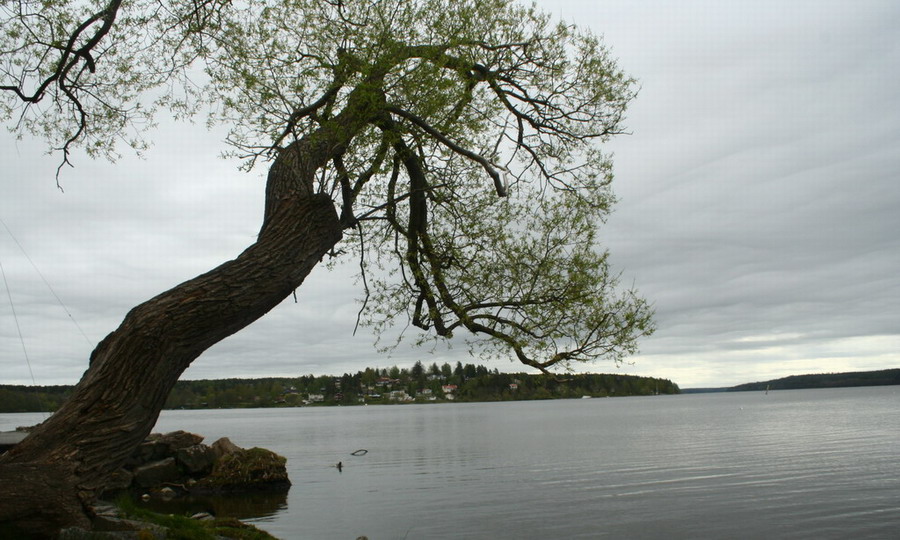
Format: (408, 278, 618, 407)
(2, 0, 898, 387)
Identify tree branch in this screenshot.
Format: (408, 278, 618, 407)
(385, 105, 506, 197)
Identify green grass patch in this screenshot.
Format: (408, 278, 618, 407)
(113, 495, 278, 539)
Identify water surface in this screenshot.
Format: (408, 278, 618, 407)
(3, 386, 898, 538)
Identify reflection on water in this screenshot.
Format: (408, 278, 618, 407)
(149, 387, 900, 539)
(6, 387, 898, 538)
(133, 490, 288, 521)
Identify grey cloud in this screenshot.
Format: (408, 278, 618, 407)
(3, 0, 899, 388)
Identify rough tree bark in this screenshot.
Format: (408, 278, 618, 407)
(0, 89, 378, 536)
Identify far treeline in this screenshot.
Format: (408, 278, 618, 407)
(0, 362, 678, 413)
(729, 368, 900, 392)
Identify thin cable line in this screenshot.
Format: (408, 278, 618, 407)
(0, 216, 93, 346)
(0, 255, 38, 386)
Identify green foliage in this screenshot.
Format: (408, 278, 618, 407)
(114, 495, 277, 540)
(2, 0, 654, 374)
(0, 0, 224, 162)
(0, 365, 680, 412)
(0, 385, 72, 412)
(454, 371, 678, 401)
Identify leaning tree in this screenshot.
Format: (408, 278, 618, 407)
(0, 0, 653, 534)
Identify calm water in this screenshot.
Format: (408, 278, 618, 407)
(3, 386, 899, 538)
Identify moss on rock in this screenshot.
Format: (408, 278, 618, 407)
(194, 448, 290, 493)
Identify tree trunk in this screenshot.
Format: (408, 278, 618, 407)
(0, 73, 385, 536)
(0, 135, 355, 537)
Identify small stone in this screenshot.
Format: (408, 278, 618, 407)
(90, 502, 120, 518)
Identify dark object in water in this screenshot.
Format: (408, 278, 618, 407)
(0, 430, 28, 454)
(336, 461, 343, 472)
(350, 449, 368, 456)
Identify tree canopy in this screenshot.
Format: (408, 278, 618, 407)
(1, 0, 653, 374)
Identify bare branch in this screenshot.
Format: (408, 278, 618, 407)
(353, 223, 370, 336)
(386, 105, 506, 197)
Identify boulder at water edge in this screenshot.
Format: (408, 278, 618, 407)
(102, 431, 290, 498)
(192, 446, 291, 493)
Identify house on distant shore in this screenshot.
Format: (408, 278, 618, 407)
(441, 385, 457, 400)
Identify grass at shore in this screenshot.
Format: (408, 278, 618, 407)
(114, 495, 279, 540)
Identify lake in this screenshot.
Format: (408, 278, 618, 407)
(3, 386, 899, 538)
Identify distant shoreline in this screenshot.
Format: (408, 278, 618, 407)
(0, 369, 679, 413)
(683, 368, 900, 393)
(4, 368, 896, 413)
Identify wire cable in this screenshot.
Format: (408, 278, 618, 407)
(0, 216, 93, 346)
(0, 255, 38, 386)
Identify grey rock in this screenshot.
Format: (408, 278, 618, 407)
(126, 440, 168, 467)
(193, 447, 290, 494)
(91, 502, 120, 518)
(132, 457, 181, 488)
(176, 443, 215, 475)
(103, 468, 134, 493)
(157, 430, 204, 452)
(210, 437, 243, 460)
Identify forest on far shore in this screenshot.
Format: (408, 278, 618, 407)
(728, 368, 900, 392)
(0, 361, 678, 413)
(5, 366, 898, 414)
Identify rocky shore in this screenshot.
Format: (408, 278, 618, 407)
(2, 430, 290, 538)
(104, 430, 291, 499)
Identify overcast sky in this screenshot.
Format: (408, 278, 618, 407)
(1, 0, 898, 388)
